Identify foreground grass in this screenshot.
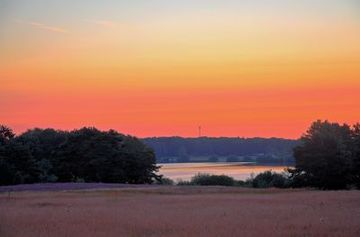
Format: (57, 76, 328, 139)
(1, 186, 359, 237)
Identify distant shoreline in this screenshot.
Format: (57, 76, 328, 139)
(158, 162, 292, 181)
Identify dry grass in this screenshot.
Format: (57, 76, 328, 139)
(1, 186, 360, 237)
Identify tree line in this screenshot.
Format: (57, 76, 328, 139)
(0, 120, 359, 189)
(0, 126, 159, 185)
(143, 137, 298, 163)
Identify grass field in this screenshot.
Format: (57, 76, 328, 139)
(1, 185, 359, 237)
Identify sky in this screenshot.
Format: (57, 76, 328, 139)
(1, 0, 360, 138)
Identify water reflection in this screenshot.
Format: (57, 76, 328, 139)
(158, 162, 290, 181)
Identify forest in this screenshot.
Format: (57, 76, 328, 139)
(143, 137, 298, 164)
(0, 126, 159, 185)
(1, 120, 359, 189)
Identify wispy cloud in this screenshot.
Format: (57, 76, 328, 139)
(28, 21, 69, 33)
(15, 19, 69, 34)
(84, 19, 116, 28)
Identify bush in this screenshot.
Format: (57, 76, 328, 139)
(176, 172, 290, 187)
(155, 177, 174, 185)
(234, 180, 254, 187)
(177, 180, 192, 186)
(190, 173, 235, 186)
(251, 171, 288, 188)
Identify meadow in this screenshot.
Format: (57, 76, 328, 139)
(1, 185, 359, 237)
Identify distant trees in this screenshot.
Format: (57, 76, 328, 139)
(175, 172, 289, 188)
(174, 121, 360, 190)
(2, 120, 360, 190)
(0, 125, 160, 185)
(289, 120, 360, 189)
(143, 137, 297, 164)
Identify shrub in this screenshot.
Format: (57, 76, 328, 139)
(155, 177, 174, 185)
(190, 173, 235, 186)
(235, 180, 256, 187)
(251, 171, 288, 188)
(177, 180, 192, 186)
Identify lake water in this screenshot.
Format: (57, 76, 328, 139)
(158, 162, 290, 181)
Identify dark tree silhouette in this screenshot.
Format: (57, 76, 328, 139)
(16, 128, 68, 182)
(290, 120, 353, 189)
(53, 128, 159, 184)
(0, 125, 160, 185)
(351, 123, 360, 188)
(1, 122, 360, 189)
(0, 125, 38, 185)
(0, 125, 15, 142)
(143, 137, 298, 164)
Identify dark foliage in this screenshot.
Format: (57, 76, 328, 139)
(0, 126, 39, 185)
(351, 123, 360, 188)
(176, 172, 286, 188)
(175, 120, 360, 190)
(143, 137, 298, 164)
(2, 120, 360, 190)
(289, 120, 359, 189)
(16, 128, 68, 182)
(53, 128, 159, 184)
(251, 171, 288, 188)
(189, 173, 235, 186)
(0, 125, 159, 185)
(177, 180, 192, 186)
(154, 177, 174, 185)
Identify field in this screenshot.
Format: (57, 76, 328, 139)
(1, 184, 359, 237)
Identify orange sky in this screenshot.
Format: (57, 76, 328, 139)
(1, 0, 360, 138)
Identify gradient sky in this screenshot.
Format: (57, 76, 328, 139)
(1, 0, 359, 138)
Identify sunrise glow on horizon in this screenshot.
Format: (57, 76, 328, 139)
(1, 0, 360, 138)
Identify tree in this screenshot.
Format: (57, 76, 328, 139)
(0, 125, 161, 185)
(0, 125, 39, 185)
(16, 128, 67, 182)
(351, 123, 360, 188)
(190, 173, 235, 186)
(290, 120, 352, 189)
(53, 128, 159, 184)
(143, 137, 297, 163)
(0, 125, 15, 142)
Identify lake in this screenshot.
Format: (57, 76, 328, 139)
(158, 162, 290, 181)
